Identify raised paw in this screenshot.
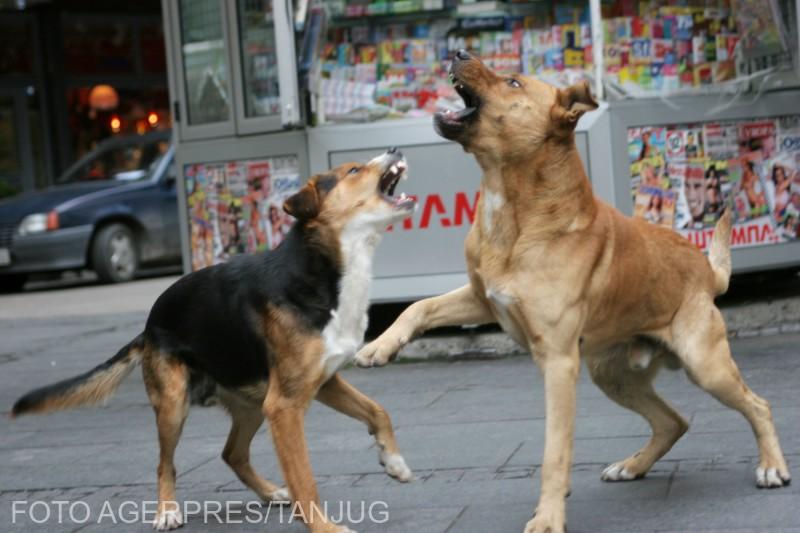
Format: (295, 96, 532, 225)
(268, 486, 291, 503)
(756, 465, 791, 488)
(601, 460, 644, 482)
(380, 451, 413, 482)
(153, 508, 183, 531)
(355, 337, 403, 368)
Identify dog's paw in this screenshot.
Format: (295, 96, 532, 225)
(380, 451, 413, 482)
(268, 486, 291, 503)
(355, 338, 402, 367)
(601, 461, 644, 482)
(524, 508, 565, 533)
(756, 465, 791, 488)
(153, 508, 183, 531)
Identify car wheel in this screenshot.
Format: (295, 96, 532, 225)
(92, 223, 139, 283)
(0, 274, 27, 293)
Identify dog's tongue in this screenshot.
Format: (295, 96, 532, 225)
(441, 107, 476, 123)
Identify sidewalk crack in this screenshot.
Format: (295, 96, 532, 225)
(443, 505, 469, 533)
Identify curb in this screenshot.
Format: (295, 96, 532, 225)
(393, 296, 800, 361)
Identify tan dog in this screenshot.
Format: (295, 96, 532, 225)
(356, 51, 791, 533)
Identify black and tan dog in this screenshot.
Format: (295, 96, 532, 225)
(357, 52, 791, 532)
(11, 149, 416, 533)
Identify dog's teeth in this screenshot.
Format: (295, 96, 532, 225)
(390, 164, 398, 175)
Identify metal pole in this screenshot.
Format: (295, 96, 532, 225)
(590, 0, 604, 100)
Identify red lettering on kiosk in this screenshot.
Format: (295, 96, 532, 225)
(731, 225, 747, 246)
(419, 194, 452, 229)
(454, 191, 480, 226)
(386, 191, 481, 231)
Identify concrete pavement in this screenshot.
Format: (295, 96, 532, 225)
(0, 277, 799, 532)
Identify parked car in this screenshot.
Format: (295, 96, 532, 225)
(0, 131, 180, 292)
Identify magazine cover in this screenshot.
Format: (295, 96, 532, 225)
(630, 155, 668, 200)
(675, 162, 707, 229)
(738, 119, 778, 160)
(703, 122, 739, 160)
(765, 152, 800, 240)
(666, 127, 704, 161)
(702, 160, 729, 225)
(667, 162, 691, 229)
(628, 126, 666, 163)
(633, 185, 676, 228)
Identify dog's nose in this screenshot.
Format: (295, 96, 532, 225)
(455, 49, 471, 61)
(387, 146, 398, 154)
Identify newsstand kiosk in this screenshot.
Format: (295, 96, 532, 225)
(162, 0, 800, 303)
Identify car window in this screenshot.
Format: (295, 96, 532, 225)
(57, 138, 170, 184)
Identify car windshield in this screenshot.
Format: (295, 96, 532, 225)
(57, 137, 170, 185)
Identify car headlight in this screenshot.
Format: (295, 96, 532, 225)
(18, 211, 59, 236)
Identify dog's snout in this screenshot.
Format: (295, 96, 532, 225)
(455, 49, 472, 61)
(387, 146, 398, 154)
(387, 147, 403, 160)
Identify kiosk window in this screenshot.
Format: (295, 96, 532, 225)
(178, 0, 231, 125)
(237, 0, 280, 118)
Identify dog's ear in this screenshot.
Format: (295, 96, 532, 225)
(283, 182, 319, 220)
(553, 81, 599, 126)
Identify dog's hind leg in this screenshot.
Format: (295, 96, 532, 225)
(317, 373, 413, 482)
(671, 296, 790, 488)
(221, 404, 289, 502)
(587, 346, 688, 482)
(143, 351, 190, 531)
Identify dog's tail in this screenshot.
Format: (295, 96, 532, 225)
(708, 208, 732, 296)
(10, 334, 145, 418)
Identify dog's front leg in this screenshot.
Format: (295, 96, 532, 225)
(526, 338, 581, 533)
(264, 373, 352, 533)
(356, 284, 493, 367)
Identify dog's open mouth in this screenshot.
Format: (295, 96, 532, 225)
(434, 72, 480, 139)
(379, 158, 414, 210)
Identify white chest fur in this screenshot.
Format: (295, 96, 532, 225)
(320, 223, 380, 381)
(485, 287, 527, 348)
(481, 187, 504, 234)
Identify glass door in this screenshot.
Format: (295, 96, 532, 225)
(170, 0, 236, 140)
(228, 0, 301, 134)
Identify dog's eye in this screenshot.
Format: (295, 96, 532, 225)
(348, 167, 360, 175)
(506, 78, 521, 88)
